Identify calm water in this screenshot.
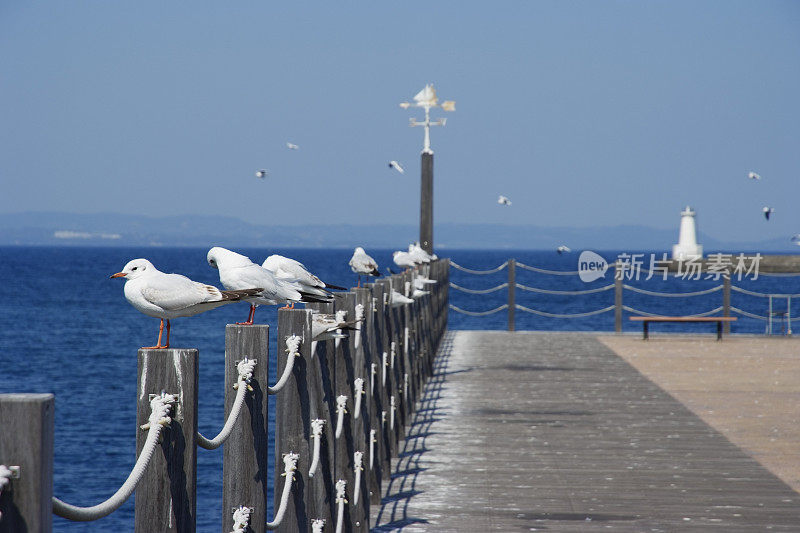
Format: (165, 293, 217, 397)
(1, 246, 798, 531)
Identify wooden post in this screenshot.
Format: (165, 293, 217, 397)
(374, 280, 393, 477)
(420, 151, 434, 254)
(508, 259, 516, 332)
(352, 287, 374, 523)
(136, 349, 198, 533)
(0, 394, 54, 533)
(614, 263, 623, 333)
(222, 325, 270, 533)
(723, 275, 731, 335)
(363, 283, 386, 506)
(274, 309, 315, 532)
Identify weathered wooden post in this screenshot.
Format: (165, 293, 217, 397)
(136, 349, 198, 533)
(222, 325, 270, 533)
(614, 263, 623, 333)
(363, 283, 386, 505)
(0, 394, 54, 533)
(723, 275, 731, 335)
(274, 309, 316, 532)
(351, 287, 373, 524)
(420, 152, 434, 254)
(508, 258, 516, 331)
(374, 280, 394, 474)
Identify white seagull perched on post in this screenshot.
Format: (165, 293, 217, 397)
(763, 206, 774, 220)
(498, 195, 511, 206)
(393, 250, 418, 270)
(388, 160, 405, 174)
(263, 254, 345, 297)
(408, 243, 432, 264)
(748, 171, 761, 180)
(207, 247, 332, 325)
(255, 169, 268, 179)
(349, 247, 381, 286)
(110, 258, 261, 349)
(286, 142, 299, 150)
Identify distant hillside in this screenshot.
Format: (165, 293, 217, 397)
(0, 211, 793, 252)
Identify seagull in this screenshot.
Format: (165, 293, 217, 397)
(557, 245, 571, 254)
(763, 206, 774, 220)
(498, 195, 511, 206)
(286, 142, 299, 150)
(388, 160, 405, 174)
(393, 251, 417, 270)
(311, 312, 361, 341)
(389, 290, 414, 307)
(263, 254, 345, 298)
(110, 258, 260, 349)
(748, 171, 761, 180)
(413, 276, 437, 289)
(408, 243, 432, 264)
(349, 247, 381, 286)
(255, 169, 268, 179)
(207, 247, 332, 325)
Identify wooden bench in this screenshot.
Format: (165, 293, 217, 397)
(630, 316, 737, 340)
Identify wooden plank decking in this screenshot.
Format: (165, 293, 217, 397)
(371, 331, 800, 532)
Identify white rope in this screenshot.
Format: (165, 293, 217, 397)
(308, 419, 325, 477)
(515, 262, 580, 275)
(369, 430, 376, 470)
(334, 310, 347, 349)
(622, 305, 724, 318)
(52, 393, 177, 521)
(354, 304, 364, 349)
(0, 465, 18, 522)
(266, 452, 299, 530)
(449, 281, 508, 294)
(353, 378, 364, 419)
(403, 373, 409, 398)
(381, 410, 387, 429)
(449, 260, 508, 274)
(198, 358, 256, 450)
(230, 506, 252, 533)
(623, 284, 723, 297)
(731, 285, 800, 298)
(335, 395, 348, 439)
(404, 326, 409, 356)
(390, 396, 395, 431)
(516, 283, 614, 295)
(312, 519, 326, 533)
(335, 479, 347, 533)
(449, 303, 509, 316)
(514, 304, 615, 318)
(382, 352, 388, 387)
(390, 342, 396, 369)
(269, 335, 302, 394)
(370, 362, 376, 393)
(730, 306, 768, 320)
(353, 451, 364, 506)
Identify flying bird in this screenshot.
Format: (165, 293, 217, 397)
(207, 247, 332, 325)
(748, 171, 761, 180)
(286, 142, 299, 150)
(349, 247, 381, 286)
(110, 258, 260, 349)
(498, 195, 511, 206)
(763, 206, 774, 220)
(262, 254, 345, 299)
(388, 161, 405, 174)
(557, 245, 571, 254)
(255, 169, 268, 179)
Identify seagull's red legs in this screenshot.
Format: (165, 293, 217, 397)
(237, 304, 256, 325)
(143, 318, 170, 349)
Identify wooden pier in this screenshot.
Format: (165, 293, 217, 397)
(372, 331, 800, 531)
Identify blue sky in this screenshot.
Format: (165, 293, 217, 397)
(1, 1, 799, 243)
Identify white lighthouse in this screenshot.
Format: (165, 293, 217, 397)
(672, 206, 703, 261)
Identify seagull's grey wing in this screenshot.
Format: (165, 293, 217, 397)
(141, 273, 227, 311)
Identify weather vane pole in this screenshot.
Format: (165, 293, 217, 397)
(400, 84, 455, 253)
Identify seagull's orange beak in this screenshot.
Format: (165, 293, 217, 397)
(110, 272, 127, 279)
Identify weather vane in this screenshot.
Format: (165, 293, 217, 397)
(400, 84, 455, 154)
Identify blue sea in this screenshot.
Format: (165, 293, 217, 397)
(1, 246, 798, 531)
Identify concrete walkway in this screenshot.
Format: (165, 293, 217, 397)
(371, 331, 800, 532)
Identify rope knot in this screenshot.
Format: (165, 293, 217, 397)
(335, 310, 347, 323)
(281, 452, 300, 480)
(354, 378, 365, 395)
(355, 304, 364, 322)
(230, 506, 252, 533)
(336, 395, 348, 414)
(233, 358, 257, 391)
(310, 418, 326, 437)
(141, 392, 177, 430)
(285, 334, 302, 356)
(354, 451, 364, 471)
(335, 479, 348, 503)
(311, 519, 326, 533)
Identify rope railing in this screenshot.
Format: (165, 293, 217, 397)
(308, 419, 325, 477)
(353, 378, 365, 419)
(623, 305, 724, 318)
(269, 335, 302, 394)
(0, 465, 18, 522)
(623, 284, 723, 297)
(198, 358, 256, 450)
(265, 452, 299, 530)
(449, 281, 508, 294)
(730, 306, 800, 321)
(230, 506, 252, 533)
(352, 451, 364, 506)
(514, 304, 615, 318)
(449, 260, 508, 274)
(731, 286, 800, 298)
(52, 392, 177, 521)
(517, 283, 614, 295)
(515, 262, 580, 275)
(335, 395, 348, 439)
(334, 479, 347, 533)
(449, 303, 509, 316)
